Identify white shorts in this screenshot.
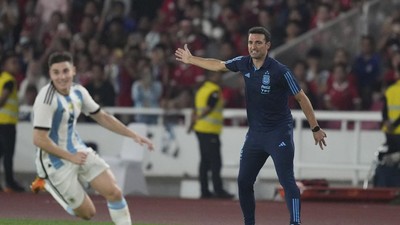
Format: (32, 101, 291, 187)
(37, 148, 109, 209)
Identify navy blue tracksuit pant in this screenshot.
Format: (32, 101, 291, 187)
(238, 123, 301, 225)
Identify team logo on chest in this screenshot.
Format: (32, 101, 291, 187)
(261, 71, 271, 94)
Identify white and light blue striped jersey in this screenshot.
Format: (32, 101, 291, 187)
(33, 82, 100, 170)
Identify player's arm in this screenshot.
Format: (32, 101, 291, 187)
(90, 110, 154, 150)
(175, 44, 229, 72)
(33, 128, 88, 165)
(294, 90, 327, 150)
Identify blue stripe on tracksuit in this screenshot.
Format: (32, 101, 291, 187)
(284, 71, 300, 95)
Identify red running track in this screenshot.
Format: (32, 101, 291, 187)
(0, 192, 399, 225)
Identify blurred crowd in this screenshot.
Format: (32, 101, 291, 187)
(1, 0, 399, 127)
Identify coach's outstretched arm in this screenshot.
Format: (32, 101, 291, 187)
(175, 44, 229, 72)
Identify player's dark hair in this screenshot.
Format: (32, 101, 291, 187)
(248, 26, 271, 43)
(48, 51, 73, 68)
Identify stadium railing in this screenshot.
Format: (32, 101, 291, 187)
(18, 106, 383, 187)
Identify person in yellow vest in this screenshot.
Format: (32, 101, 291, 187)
(374, 67, 400, 187)
(0, 51, 25, 192)
(188, 71, 234, 199)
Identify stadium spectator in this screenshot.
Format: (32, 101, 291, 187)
(84, 62, 115, 107)
(158, 0, 186, 28)
(18, 83, 37, 122)
(37, 10, 67, 48)
(256, 8, 284, 48)
(149, 43, 173, 101)
(222, 76, 246, 109)
(175, 19, 207, 57)
(310, 2, 334, 29)
(131, 58, 162, 125)
(18, 59, 47, 104)
(326, 48, 357, 93)
(220, 7, 248, 56)
(288, 59, 318, 110)
(34, 0, 69, 26)
(172, 25, 206, 90)
(101, 18, 127, 49)
(70, 15, 97, 55)
(15, 38, 35, 77)
(383, 51, 400, 88)
(380, 19, 400, 66)
(361, 90, 383, 130)
(286, 7, 309, 34)
(101, 0, 132, 21)
(324, 63, 361, 129)
(276, 0, 310, 34)
(325, 63, 361, 111)
(69, 0, 101, 33)
(104, 49, 127, 105)
(74, 52, 93, 86)
(184, 1, 215, 40)
(351, 35, 381, 110)
(332, 47, 352, 72)
(0, 0, 19, 50)
(284, 20, 303, 45)
(86, 36, 103, 64)
(305, 47, 330, 109)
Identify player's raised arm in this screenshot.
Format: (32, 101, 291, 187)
(175, 44, 229, 72)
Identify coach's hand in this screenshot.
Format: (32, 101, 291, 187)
(175, 44, 192, 64)
(313, 129, 327, 150)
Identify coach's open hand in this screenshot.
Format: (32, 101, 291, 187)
(175, 44, 192, 64)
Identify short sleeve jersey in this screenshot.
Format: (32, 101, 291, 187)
(33, 83, 100, 168)
(225, 55, 301, 132)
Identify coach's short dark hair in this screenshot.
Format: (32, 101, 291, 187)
(248, 26, 271, 43)
(48, 51, 73, 68)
